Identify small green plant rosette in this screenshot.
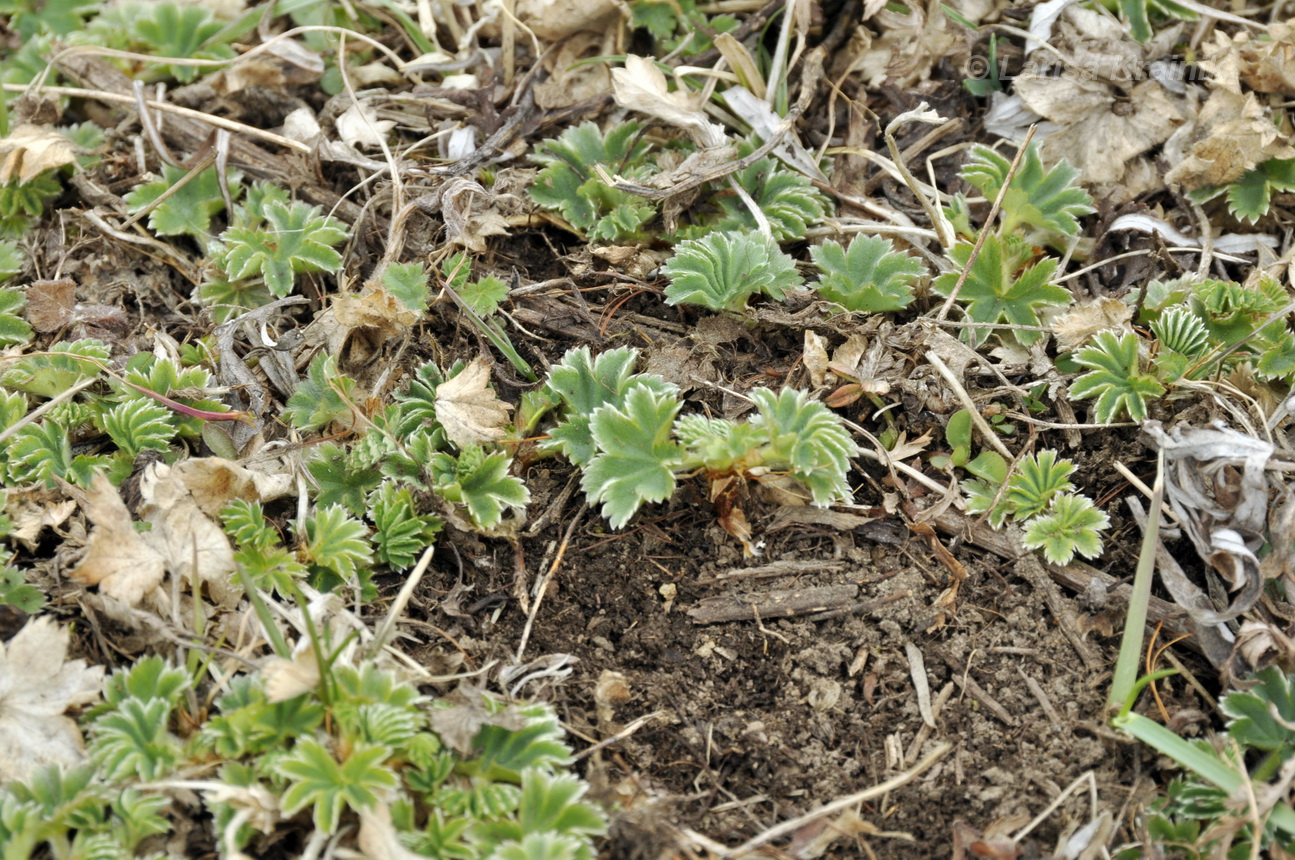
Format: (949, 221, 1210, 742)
(930, 236, 1070, 347)
(810, 235, 923, 313)
(1069, 331, 1166, 423)
(958, 142, 1094, 242)
(662, 230, 802, 312)
(1020, 493, 1109, 565)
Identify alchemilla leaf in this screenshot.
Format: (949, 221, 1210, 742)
(582, 382, 684, 528)
(811, 235, 923, 312)
(663, 230, 802, 312)
(931, 236, 1070, 346)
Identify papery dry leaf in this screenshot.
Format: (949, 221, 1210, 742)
(593, 670, 631, 725)
(336, 101, 395, 149)
(137, 462, 240, 607)
(0, 616, 104, 782)
(427, 689, 528, 755)
(1164, 88, 1295, 189)
(1014, 76, 1187, 187)
(333, 288, 419, 342)
(612, 55, 725, 147)
(887, 430, 932, 462)
(5, 489, 75, 548)
(1051, 298, 1133, 351)
(515, 0, 618, 40)
(1231, 22, 1295, 94)
(0, 124, 76, 185)
(70, 475, 167, 607)
(169, 457, 259, 519)
(803, 330, 830, 388)
(215, 38, 323, 93)
(434, 358, 512, 448)
(358, 801, 428, 860)
(24, 277, 75, 331)
(438, 177, 510, 253)
(263, 646, 320, 703)
(534, 31, 613, 110)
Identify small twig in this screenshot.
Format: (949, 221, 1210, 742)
(573, 710, 672, 761)
(367, 544, 436, 660)
(926, 351, 1014, 461)
(515, 506, 585, 662)
(722, 741, 953, 858)
(935, 126, 1037, 321)
(0, 376, 97, 446)
(884, 104, 957, 248)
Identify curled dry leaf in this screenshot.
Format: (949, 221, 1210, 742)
(803, 330, 830, 388)
(70, 474, 167, 607)
(612, 55, 726, 148)
(0, 123, 76, 184)
(336, 101, 396, 149)
(434, 358, 512, 448)
(0, 616, 104, 782)
(1164, 88, 1295, 190)
(263, 646, 320, 703)
(437, 176, 510, 253)
(138, 460, 241, 607)
(333, 287, 420, 343)
(1051, 298, 1133, 352)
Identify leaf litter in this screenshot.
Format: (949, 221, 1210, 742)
(4, 0, 1295, 857)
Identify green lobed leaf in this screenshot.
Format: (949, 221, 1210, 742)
(279, 740, 397, 833)
(459, 274, 509, 317)
(1006, 449, 1075, 520)
(544, 346, 650, 467)
(0, 286, 32, 346)
(300, 504, 373, 585)
(215, 199, 347, 297)
(959, 143, 1094, 239)
(582, 382, 684, 528)
(811, 235, 923, 313)
(745, 387, 860, 505)
(662, 230, 803, 312)
(0, 563, 44, 613)
(1021, 493, 1109, 565)
(123, 164, 240, 238)
(431, 445, 530, 530)
(282, 353, 359, 432)
(99, 398, 177, 459)
(0, 338, 108, 399)
(1069, 331, 1166, 423)
(370, 480, 443, 570)
(709, 156, 831, 242)
(378, 261, 429, 314)
(529, 122, 657, 241)
(931, 236, 1070, 346)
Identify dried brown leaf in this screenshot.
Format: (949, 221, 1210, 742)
(69, 475, 167, 607)
(137, 462, 240, 607)
(0, 616, 104, 782)
(434, 358, 512, 448)
(1165, 88, 1295, 189)
(1051, 298, 1133, 352)
(0, 124, 76, 185)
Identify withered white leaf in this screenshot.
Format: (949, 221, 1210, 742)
(69, 474, 167, 607)
(1051, 298, 1133, 352)
(263, 647, 320, 703)
(612, 55, 725, 148)
(803, 330, 830, 388)
(336, 101, 396, 149)
(0, 124, 76, 185)
(138, 461, 240, 607)
(434, 358, 513, 448)
(0, 616, 104, 782)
